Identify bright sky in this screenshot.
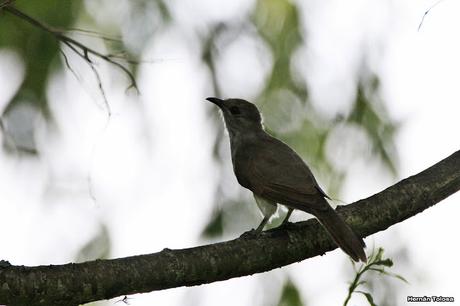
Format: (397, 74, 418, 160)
(0, 0, 459, 305)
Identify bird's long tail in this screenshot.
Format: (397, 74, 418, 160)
(315, 206, 367, 262)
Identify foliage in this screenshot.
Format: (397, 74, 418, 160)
(277, 279, 305, 306)
(343, 247, 408, 306)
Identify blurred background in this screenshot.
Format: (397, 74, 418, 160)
(1, 0, 459, 305)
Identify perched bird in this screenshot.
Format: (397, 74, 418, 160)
(206, 97, 366, 262)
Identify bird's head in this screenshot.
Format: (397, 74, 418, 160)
(206, 97, 263, 136)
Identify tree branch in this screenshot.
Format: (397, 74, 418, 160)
(1, 150, 460, 305)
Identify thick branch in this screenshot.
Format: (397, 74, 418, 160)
(1, 150, 460, 305)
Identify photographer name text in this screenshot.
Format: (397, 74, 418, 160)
(407, 296, 454, 303)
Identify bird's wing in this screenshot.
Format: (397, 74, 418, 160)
(247, 137, 329, 213)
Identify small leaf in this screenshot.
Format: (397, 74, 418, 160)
(278, 279, 304, 306)
(76, 224, 111, 262)
(375, 258, 393, 267)
(393, 273, 409, 284)
(356, 280, 367, 287)
(381, 271, 409, 284)
(343, 247, 407, 306)
(201, 209, 224, 238)
(374, 248, 384, 261)
(368, 268, 386, 274)
(357, 291, 378, 306)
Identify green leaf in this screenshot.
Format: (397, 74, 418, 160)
(378, 271, 409, 284)
(374, 258, 393, 268)
(343, 247, 407, 306)
(201, 209, 224, 238)
(392, 273, 409, 284)
(347, 78, 399, 176)
(76, 224, 111, 262)
(278, 279, 304, 306)
(357, 291, 378, 306)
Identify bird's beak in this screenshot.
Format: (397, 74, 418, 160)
(206, 97, 224, 108)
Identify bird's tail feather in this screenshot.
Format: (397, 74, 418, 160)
(316, 207, 367, 262)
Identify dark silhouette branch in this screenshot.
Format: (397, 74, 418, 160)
(2, 4, 139, 95)
(1, 150, 460, 305)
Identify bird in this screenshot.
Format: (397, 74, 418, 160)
(206, 97, 366, 262)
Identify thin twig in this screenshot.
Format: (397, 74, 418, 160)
(86, 110, 112, 205)
(115, 296, 132, 304)
(0, 0, 13, 9)
(418, 0, 446, 31)
(59, 49, 81, 83)
(61, 40, 112, 116)
(64, 28, 122, 43)
(3, 5, 138, 92)
(106, 53, 179, 65)
(59, 38, 113, 204)
(89, 63, 112, 116)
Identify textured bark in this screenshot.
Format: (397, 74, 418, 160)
(1, 150, 460, 305)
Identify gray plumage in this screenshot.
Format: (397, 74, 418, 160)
(207, 97, 366, 262)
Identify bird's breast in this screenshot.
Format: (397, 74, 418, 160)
(231, 146, 254, 191)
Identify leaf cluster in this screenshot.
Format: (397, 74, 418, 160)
(343, 247, 408, 306)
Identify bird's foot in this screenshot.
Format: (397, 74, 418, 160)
(239, 229, 261, 239)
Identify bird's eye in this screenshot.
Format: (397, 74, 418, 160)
(229, 106, 241, 115)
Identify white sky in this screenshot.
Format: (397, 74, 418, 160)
(0, 0, 459, 305)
